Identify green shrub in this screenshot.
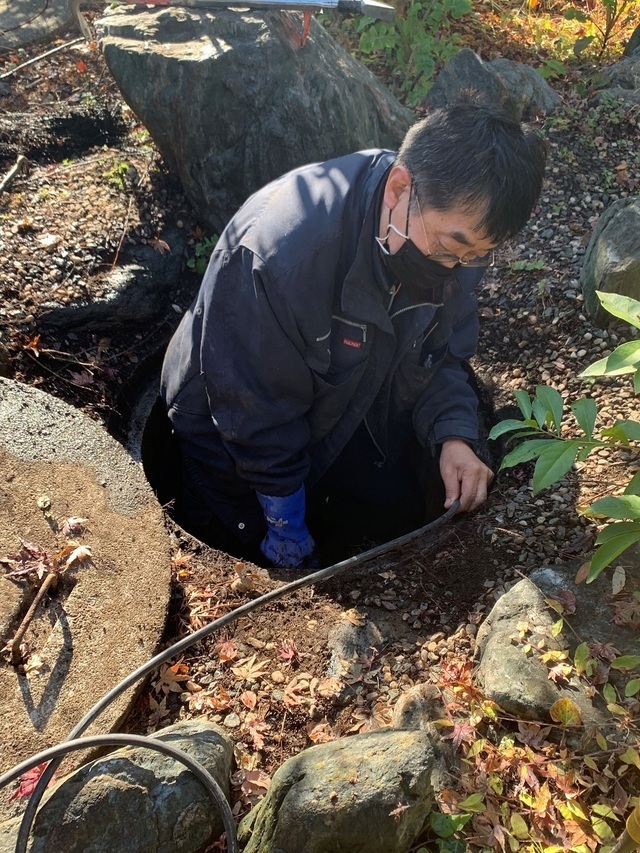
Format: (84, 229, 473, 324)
(187, 235, 218, 275)
(356, 0, 472, 106)
(563, 0, 636, 57)
(490, 290, 640, 583)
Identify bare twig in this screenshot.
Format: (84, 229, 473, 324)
(0, 154, 28, 193)
(0, 38, 84, 81)
(11, 571, 58, 666)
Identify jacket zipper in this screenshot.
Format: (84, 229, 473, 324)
(364, 416, 387, 467)
(389, 301, 443, 321)
(332, 315, 368, 343)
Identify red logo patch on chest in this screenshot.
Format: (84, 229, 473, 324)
(342, 337, 362, 348)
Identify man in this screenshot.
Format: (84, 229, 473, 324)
(161, 103, 546, 569)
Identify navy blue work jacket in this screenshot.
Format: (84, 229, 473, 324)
(161, 150, 485, 500)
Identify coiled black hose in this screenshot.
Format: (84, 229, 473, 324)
(6, 500, 459, 853)
(0, 734, 238, 853)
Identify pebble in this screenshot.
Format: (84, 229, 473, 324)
(223, 713, 241, 728)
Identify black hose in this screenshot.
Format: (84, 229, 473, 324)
(12, 500, 459, 852)
(0, 734, 238, 853)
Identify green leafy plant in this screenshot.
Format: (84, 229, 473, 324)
(104, 160, 130, 191)
(510, 259, 545, 272)
(563, 0, 636, 57)
(489, 290, 640, 583)
(356, 0, 472, 106)
(537, 56, 567, 80)
(187, 235, 218, 275)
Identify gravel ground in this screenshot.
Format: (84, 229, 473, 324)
(1, 20, 640, 811)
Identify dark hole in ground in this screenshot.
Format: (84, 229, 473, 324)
(132, 358, 505, 570)
(0, 105, 128, 168)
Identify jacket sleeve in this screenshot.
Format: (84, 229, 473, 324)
(412, 292, 481, 448)
(200, 247, 316, 496)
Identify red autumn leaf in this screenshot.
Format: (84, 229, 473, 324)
(240, 690, 257, 710)
(76, 59, 87, 72)
(216, 640, 237, 663)
(278, 639, 299, 665)
(445, 719, 476, 749)
(545, 589, 576, 615)
(9, 763, 55, 801)
(245, 715, 270, 750)
(589, 641, 620, 663)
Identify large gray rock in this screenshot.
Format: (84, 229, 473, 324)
(95, 7, 412, 235)
(592, 53, 640, 92)
(238, 728, 438, 853)
(424, 49, 560, 120)
(476, 562, 640, 739)
(0, 721, 234, 853)
(580, 196, 640, 326)
(624, 23, 640, 56)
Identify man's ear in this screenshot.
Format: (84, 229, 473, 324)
(383, 165, 411, 211)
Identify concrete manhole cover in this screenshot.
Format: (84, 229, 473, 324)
(0, 379, 171, 816)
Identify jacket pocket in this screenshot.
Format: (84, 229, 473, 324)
(169, 373, 211, 415)
(392, 345, 449, 412)
(308, 360, 368, 444)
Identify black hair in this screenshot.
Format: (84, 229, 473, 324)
(396, 102, 547, 243)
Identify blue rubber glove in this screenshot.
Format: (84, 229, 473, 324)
(256, 486, 316, 569)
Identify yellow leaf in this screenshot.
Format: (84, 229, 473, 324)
(596, 731, 608, 750)
(574, 561, 591, 584)
(510, 812, 529, 839)
(549, 697, 582, 726)
(620, 747, 640, 769)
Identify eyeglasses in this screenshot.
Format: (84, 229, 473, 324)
(422, 249, 495, 268)
(411, 182, 496, 268)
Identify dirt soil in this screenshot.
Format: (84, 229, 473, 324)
(1, 7, 640, 837)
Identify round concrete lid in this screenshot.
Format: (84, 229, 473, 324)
(0, 379, 171, 812)
(0, 0, 75, 51)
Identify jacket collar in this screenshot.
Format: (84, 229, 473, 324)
(341, 157, 397, 333)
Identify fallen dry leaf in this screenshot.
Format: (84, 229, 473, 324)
(240, 768, 271, 798)
(611, 565, 626, 596)
(148, 236, 170, 254)
(64, 544, 92, 569)
(147, 695, 170, 731)
(61, 517, 89, 537)
(341, 608, 366, 626)
(23, 654, 46, 678)
(240, 690, 257, 710)
(232, 655, 269, 682)
(156, 661, 191, 694)
(307, 720, 338, 744)
(245, 715, 271, 750)
(216, 639, 238, 663)
(9, 763, 56, 801)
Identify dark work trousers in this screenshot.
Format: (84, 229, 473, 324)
(306, 421, 445, 564)
(147, 401, 445, 565)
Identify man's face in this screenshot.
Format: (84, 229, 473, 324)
(380, 167, 497, 269)
(391, 188, 497, 268)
